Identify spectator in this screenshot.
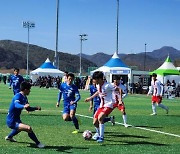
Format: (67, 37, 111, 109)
(2, 75, 7, 84)
(171, 80, 176, 88)
(166, 80, 171, 86)
(176, 84, 180, 97)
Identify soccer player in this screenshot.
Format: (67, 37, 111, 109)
(56, 73, 81, 134)
(112, 76, 128, 127)
(147, 73, 169, 115)
(85, 71, 120, 143)
(9, 68, 24, 95)
(89, 79, 115, 124)
(5, 81, 45, 148)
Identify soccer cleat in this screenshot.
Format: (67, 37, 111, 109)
(37, 143, 45, 148)
(97, 137, 104, 143)
(110, 116, 115, 126)
(150, 113, 157, 116)
(92, 133, 99, 140)
(124, 124, 129, 128)
(5, 136, 17, 142)
(72, 130, 79, 134)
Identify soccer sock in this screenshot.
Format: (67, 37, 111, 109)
(157, 104, 168, 110)
(8, 129, 19, 138)
(103, 117, 110, 123)
(28, 131, 40, 145)
(122, 114, 127, 124)
(152, 103, 156, 113)
(95, 127, 99, 134)
(71, 116, 79, 130)
(99, 124, 104, 139)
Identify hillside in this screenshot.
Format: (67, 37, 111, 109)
(0, 40, 97, 73)
(0, 40, 180, 73)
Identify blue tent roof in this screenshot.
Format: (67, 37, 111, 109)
(39, 58, 57, 69)
(104, 52, 128, 68)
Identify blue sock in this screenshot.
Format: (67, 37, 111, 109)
(103, 117, 110, 123)
(71, 116, 79, 129)
(28, 132, 40, 145)
(8, 129, 19, 138)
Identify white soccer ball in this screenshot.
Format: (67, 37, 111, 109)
(82, 130, 92, 140)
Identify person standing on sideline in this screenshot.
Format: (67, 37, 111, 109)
(5, 81, 45, 148)
(147, 73, 169, 115)
(85, 71, 120, 143)
(62, 71, 68, 83)
(9, 68, 24, 95)
(112, 76, 129, 127)
(56, 73, 81, 134)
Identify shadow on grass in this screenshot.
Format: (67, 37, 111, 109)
(23, 113, 59, 117)
(0, 112, 7, 115)
(106, 131, 150, 139)
(104, 140, 168, 146)
(107, 133, 150, 139)
(166, 115, 180, 117)
(28, 143, 89, 153)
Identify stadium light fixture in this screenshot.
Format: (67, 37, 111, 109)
(79, 34, 88, 77)
(22, 21, 35, 75)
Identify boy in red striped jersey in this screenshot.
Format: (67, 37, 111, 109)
(147, 73, 169, 115)
(85, 71, 120, 143)
(112, 76, 129, 127)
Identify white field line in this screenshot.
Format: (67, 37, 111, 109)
(75, 113, 180, 138)
(1, 109, 180, 138)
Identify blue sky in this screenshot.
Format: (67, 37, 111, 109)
(0, 0, 180, 55)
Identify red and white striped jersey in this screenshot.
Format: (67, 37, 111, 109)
(111, 83, 128, 100)
(96, 82, 114, 108)
(148, 79, 163, 96)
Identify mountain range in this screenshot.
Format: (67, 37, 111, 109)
(0, 40, 180, 74)
(79, 46, 180, 71)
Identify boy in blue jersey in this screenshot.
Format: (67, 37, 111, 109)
(5, 81, 45, 148)
(56, 73, 81, 134)
(89, 79, 101, 114)
(9, 68, 24, 95)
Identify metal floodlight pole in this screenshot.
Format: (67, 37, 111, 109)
(55, 0, 59, 69)
(79, 34, 88, 77)
(116, 0, 119, 54)
(22, 21, 35, 75)
(144, 43, 147, 71)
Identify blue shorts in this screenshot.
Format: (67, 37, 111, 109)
(7, 120, 21, 130)
(93, 104, 100, 115)
(63, 103, 77, 114)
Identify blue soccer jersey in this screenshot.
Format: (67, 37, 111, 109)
(6, 93, 28, 129)
(57, 82, 80, 113)
(89, 85, 101, 114)
(9, 75, 24, 94)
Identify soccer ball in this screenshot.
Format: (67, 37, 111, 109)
(82, 130, 92, 140)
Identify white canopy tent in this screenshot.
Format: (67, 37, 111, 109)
(91, 52, 131, 83)
(30, 58, 64, 82)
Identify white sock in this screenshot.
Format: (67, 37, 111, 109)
(122, 114, 127, 124)
(157, 104, 168, 110)
(152, 103, 156, 114)
(99, 124, 104, 138)
(95, 127, 99, 134)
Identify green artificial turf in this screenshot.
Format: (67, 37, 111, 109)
(0, 83, 180, 154)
